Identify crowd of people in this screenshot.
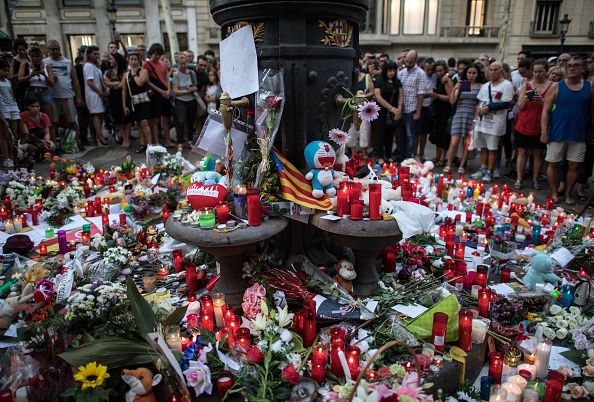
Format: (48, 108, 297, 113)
(353, 49, 594, 205)
(0, 36, 222, 167)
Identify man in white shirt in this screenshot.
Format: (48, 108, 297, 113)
(415, 57, 437, 160)
(398, 50, 427, 159)
(470, 62, 514, 183)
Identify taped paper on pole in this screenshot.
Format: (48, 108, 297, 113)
(219, 25, 259, 99)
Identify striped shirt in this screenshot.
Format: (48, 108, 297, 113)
(398, 65, 427, 113)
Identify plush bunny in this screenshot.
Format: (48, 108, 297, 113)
(524, 251, 562, 291)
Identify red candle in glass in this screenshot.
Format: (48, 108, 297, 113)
(39, 244, 48, 256)
(101, 212, 109, 227)
(331, 326, 347, 341)
(228, 315, 240, 335)
(476, 201, 484, 218)
(464, 271, 476, 289)
(488, 351, 504, 384)
(454, 242, 465, 260)
(0, 208, 7, 222)
(478, 288, 491, 318)
(384, 251, 397, 273)
(49, 169, 55, 180)
(118, 213, 126, 226)
(500, 268, 511, 283)
(458, 309, 473, 352)
(81, 232, 90, 246)
(437, 176, 444, 196)
(431, 312, 449, 352)
(330, 336, 345, 377)
(186, 263, 198, 291)
(187, 313, 199, 331)
(162, 208, 170, 226)
(173, 249, 184, 273)
(83, 183, 90, 198)
(30, 207, 38, 226)
(337, 183, 349, 217)
(235, 327, 251, 350)
(199, 309, 214, 332)
(445, 234, 455, 257)
(217, 201, 230, 224)
(217, 371, 233, 400)
(94, 197, 102, 214)
(312, 343, 328, 364)
(475, 265, 488, 289)
(398, 166, 410, 186)
(200, 294, 214, 312)
(349, 182, 362, 204)
(303, 299, 316, 348)
(544, 370, 564, 402)
(311, 362, 326, 384)
(369, 183, 382, 220)
(454, 261, 467, 291)
(247, 187, 261, 226)
(345, 346, 361, 378)
(350, 200, 363, 220)
(545, 197, 554, 211)
(541, 214, 549, 227)
(401, 183, 413, 201)
(444, 259, 455, 281)
(223, 304, 235, 325)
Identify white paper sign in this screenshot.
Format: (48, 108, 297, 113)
(196, 118, 248, 158)
(392, 303, 428, 318)
(220, 25, 259, 99)
(551, 247, 574, 268)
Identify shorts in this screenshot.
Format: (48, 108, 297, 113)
(52, 98, 77, 123)
(514, 130, 546, 150)
(415, 106, 433, 136)
(474, 130, 501, 151)
(1, 109, 20, 121)
(545, 141, 586, 163)
(28, 88, 53, 106)
(347, 120, 371, 148)
(150, 94, 172, 118)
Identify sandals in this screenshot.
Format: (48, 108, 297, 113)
(514, 180, 522, 190)
(458, 167, 465, 174)
(578, 195, 588, 202)
(435, 160, 445, 167)
(442, 166, 451, 173)
(135, 145, 147, 154)
(533, 181, 543, 190)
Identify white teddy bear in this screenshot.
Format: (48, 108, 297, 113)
(353, 165, 400, 214)
(401, 158, 434, 177)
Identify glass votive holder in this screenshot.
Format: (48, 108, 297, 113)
(142, 273, 157, 292)
(198, 207, 216, 228)
(398, 355, 414, 373)
(165, 325, 182, 352)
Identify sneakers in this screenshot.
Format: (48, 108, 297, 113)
(458, 167, 465, 174)
(470, 168, 485, 180)
(442, 166, 451, 173)
(493, 168, 501, 179)
(3, 159, 14, 168)
(482, 171, 493, 183)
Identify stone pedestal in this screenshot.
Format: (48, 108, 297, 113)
(166, 217, 288, 308)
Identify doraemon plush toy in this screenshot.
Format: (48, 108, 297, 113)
(304, 141, 340, 198)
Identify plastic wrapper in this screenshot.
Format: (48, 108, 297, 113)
(405, 294, 460, 343)
(145, 145, 169, 170)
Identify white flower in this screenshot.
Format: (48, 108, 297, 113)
(557, 319, 569, 328)
(557, 328, 568, 340)
(583, 381, 594, 396)
(570, 306, 581, 316)
(569, 318, 579, 330)
(544, 327, 557, 340)
(550, 305, 563, 315)
(276, 305, 294, 328)
(251, 313, 267, 331)
(280, 328, 293, 343)
(271, 339, 283, 353)
(183, 360, 213, 396)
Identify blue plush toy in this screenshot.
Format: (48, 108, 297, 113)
(304, 141, 339, 198)
(524, 250, 562, 290)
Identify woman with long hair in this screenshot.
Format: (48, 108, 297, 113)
(83, 46, 110, 148)
(10, 38, 29, 109)
(431, 60, 453, 165)
(104, 52, 131, 148)
(547, 66, 565, 83)
(172, 56, 198, 152)
(122, 52, 151, 153)
(374, 60, 403, 163)
(444, 63, 486, 174)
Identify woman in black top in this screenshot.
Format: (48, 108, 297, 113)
(373, 60, 403, 163)
(430, 60, 453, 165)
(122, 53, 151, 153)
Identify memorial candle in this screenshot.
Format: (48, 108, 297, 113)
(216, 201, 229, 224)
(431, 312, 449, 352)
(312, 342, 328, 364)
(458, 309, 473, 352)
(545, 197, 554, 211)
(162, 207, 170, 226)
(199, 208, 216, 228)
(246, 188, 261, 226)
(199, 309, 214, 332)
(235, 328, 250, 350)
(57, 230, 68, 254)
(369, 183, 382, 220)
(534, 339, 552, 379)
(350, 200, 363, 220)
(213, 292, 225, 328)
(345, 346, 361, 378)
(478, 288, 491, 318)
(500, 268, 511, 283)
(337, 183, 349, 217)
(455, 242, 465, 260)
(330, 337, 345, 377)
(0, 209, 7, 222)
(475, 265, 488, 289)
(94, 197, 102, 214)
(102, 212, 109, 227)
(311, 362, 326, 384)
(543, 370, 564, 402)
(200, 294, 214, 313)
(39, 244, 47, 256)
(186, 263, 198, 292)
(217, 371, 233, 400)
(489, 352, 504, 384)
(303, 300, 316, 348)
(541, 214, 548, 227)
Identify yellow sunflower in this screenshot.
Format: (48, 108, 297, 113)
(73, 362, 110, 390)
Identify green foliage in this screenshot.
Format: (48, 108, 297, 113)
(118, 156, 137, 174)
(59, 337, 156, 369)
(560, 348, 589, 367)
(126, 277, 157, 338)
(62, 382, 111, 402)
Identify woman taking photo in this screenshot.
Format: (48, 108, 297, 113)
(172, 56, 198, 152)
(444, 63, 486, 174)
(374, 60, 403, 163)
(104, 52, 131, 148)
(122, 52, 151, 154)
(83, 46, 110, 148)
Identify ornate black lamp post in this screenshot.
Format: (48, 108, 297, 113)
(107, 3, 118, 41)
(559, 14, 572, 54)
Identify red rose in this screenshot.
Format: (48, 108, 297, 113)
(282, 363, 300, 385)
(246, 109, 255, 117)
(55, 218, 62, 224)
(246, 346, 264, 364)
(265, 96, 281, 110)
(136, 231, 148, 244)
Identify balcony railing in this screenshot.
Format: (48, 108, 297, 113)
(530, 21, 560, 38)
(440, 26, 500, 39)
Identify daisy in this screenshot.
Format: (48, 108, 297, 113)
(358, 101, 380, 122)
(329, 128, 351, 146)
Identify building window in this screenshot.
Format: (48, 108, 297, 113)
(16, 0, 42, 6)
(388, 0, 438, 35)
(361, 0, 376, 33)
(63, 0, 91, 5)
(163, 33, 188, 52)
(466, 0, 486, 35)
(68, 34, 96, 58)
(533, 0, 561, 34)
(113, 0, 141, 5)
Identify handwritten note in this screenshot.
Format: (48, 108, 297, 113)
(220, 25, 259, 99)
(392, 303, 428, 318)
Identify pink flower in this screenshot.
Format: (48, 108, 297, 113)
(558, 366, 575, 379)
(328, 128, 350, 146)
(242, 283, 266, 320)
(112, 232, 118, 241)
(116, 238, 125, 247)
(568, 384, 588, 399)
(358, 101, 380, 122)
(586, 357, 594, 368)
(583, 365, 594, 377)
(265, 96, 282, 110)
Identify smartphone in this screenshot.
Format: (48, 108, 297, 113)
(33, 63, 41, 71)
(460, 80, 471, 92)
(114, 30, 120, 36)
(526, 90, 535, 101)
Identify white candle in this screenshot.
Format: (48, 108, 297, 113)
(214, 302, 225, 328)
(13, 218, 22, 232)
(455, 224, 463, 236)
(509, 194, 517, 204)
(431, 186, 437, 195)
(454, 197, 461, 209)
(501, 205, 509, 216)
(186, 301, 200, 315)
(489, 394, 505, 402)
(166, 334, 182, 352)
(471, 285, 481, 298)
(534, 339, 552, 379)
(584, 215, 592, 229)
(528, 193, 534, 205)
(501, 382, 521, 402)
(73, 206, 80, 215)
(517, 364, 536, 381)
(5, 220, 14, 234)
(485, 191, 492, 202)
(448, 188, 455, 204)
(508, 375, 527, 394)
(523, 388, 539, 402)
(550, 215, 558, 226)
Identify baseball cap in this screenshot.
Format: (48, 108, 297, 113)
(548, 56, 557, 63)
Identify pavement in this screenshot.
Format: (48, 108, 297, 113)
(5, 125, 594, 215)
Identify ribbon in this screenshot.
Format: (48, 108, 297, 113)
(215, 340, 241, 371)
(254, 138, 270, 187)
(64, 248, 85, 278)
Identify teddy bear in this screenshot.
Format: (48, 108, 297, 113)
(401, 158, 435, 177)
(333, 259, 357, 293)
(304, 141, 340, 198)
(191, 170, 227, 187)
(0, 283, 34, 329)
(122, 368, 162, 402)
(523, 251, 562, 291)
(353, 165, 399, 214)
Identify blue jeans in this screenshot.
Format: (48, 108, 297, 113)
(399, 112, 416, 158)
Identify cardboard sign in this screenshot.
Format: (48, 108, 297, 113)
(186, 182, 227, 210)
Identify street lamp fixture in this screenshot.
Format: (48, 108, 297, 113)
(106, 3, 118, 39)
(559, 14, 572, 54)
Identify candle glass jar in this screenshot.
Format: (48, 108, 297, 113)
(199, 207, 216, 228)
(143, 273, 157, 292)
(246, 187, 261, 227)
(165, 325, 182, 352)
(330, 337, 345, 378)
(217, 371, 234, 400)
(478, 288, 491, 318)
(543, 370, 564, 402)
(185, 263, 198, 292)
(233, 185, 248, 219)
(458, 309, 473, 352)
(345, 346, 361, 378)
(216, 201, 230, 224)
(489, 352, 504, 384)
(199, 309, 214, 332)
(431, 312, 449, 352)
(368, 183, 382, 220)
(350, 199, 364, 220)
(235, 327, 251, 351)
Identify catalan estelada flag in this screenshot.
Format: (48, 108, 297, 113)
(270, 146, 333, 211)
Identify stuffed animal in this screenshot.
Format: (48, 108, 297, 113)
(304, 141, 340, 198)
(122, 368, 162, 402)
(353, 165, 399, 214)
(191, 171, 227, 187)
(401, 159, 434, 176)
(523, 251, 562, 290)
(333, 259, 356, 293)
(0, 283, 34, 329)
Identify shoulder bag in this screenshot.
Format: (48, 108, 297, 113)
(126, 72, 150, 109)
(385, 85, 402, 128)
(190, 70, 207, 117)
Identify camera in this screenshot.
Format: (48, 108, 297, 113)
(33, 63, 41, 71)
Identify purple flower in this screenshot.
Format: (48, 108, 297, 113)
(358, 101, 380, 122)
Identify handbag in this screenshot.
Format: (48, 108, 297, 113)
(385, 86, 402, 128)
(190, 71, 207, 117)
(126, 73, 150, 110)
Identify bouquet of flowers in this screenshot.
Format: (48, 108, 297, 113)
(64, 281, 127, 330)
(392, 241, 431, 280)
(492, 294, 527, 327)
(56, 159, 96, 182)
(115, 156, 137, 180)
(2, 178, 37, 208)
(92, 222, 138, 254)
(556, 356, 594, 399)
(103, 246, 132, 268)
(146, 145, 168, 170)
(46, 184, 84, 210)
(488, 233, 516, 274)
(536, 305, 584, 344)
(152, 153, 186, 179)
(62, 361, 112, 402)
(127, 193, 149, 221)
(45, 207, 75, 228)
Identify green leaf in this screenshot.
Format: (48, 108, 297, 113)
(200, 329, 216, 346)
(275, 386, 291, 400)
(61, 387, 77, 397)
(126, 276, 157, 338)
(560, 349, 588, 367)
(59, 337, 156, 369)
(162, 306, 187, 328)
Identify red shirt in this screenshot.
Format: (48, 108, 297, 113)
(20, 111, 51, 130)
(142, 60, 168, 87)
